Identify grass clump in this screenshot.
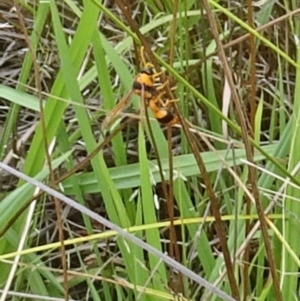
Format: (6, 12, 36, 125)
(0, 1, 300, 301)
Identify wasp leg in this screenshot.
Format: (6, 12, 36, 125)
(158, 98, 179, 108)
(147, 90, 178, 108)
(155, 80, 168, 91)
(155, 81, 176, 94)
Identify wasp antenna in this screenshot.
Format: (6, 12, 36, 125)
(160, 98, 179, 107)
(140, 46, 147, 67)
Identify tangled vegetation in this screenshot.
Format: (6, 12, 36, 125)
(1, 1, 300, 301)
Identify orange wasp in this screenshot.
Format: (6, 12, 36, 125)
(102, 47, 178, 128)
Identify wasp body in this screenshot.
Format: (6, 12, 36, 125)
(102, 47, 178, 128)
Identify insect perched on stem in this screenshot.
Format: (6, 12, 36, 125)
(102, 47, 178, 128)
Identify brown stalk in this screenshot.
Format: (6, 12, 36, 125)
(243, 0, 257, 299)
(201, 1, 283, 300)
(114, 0, 161, 73)
(173, 103, 241, 299)
(114, 0, 183, 292)
(167, 0, 184, 292)
(13, 2, 69, 299)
